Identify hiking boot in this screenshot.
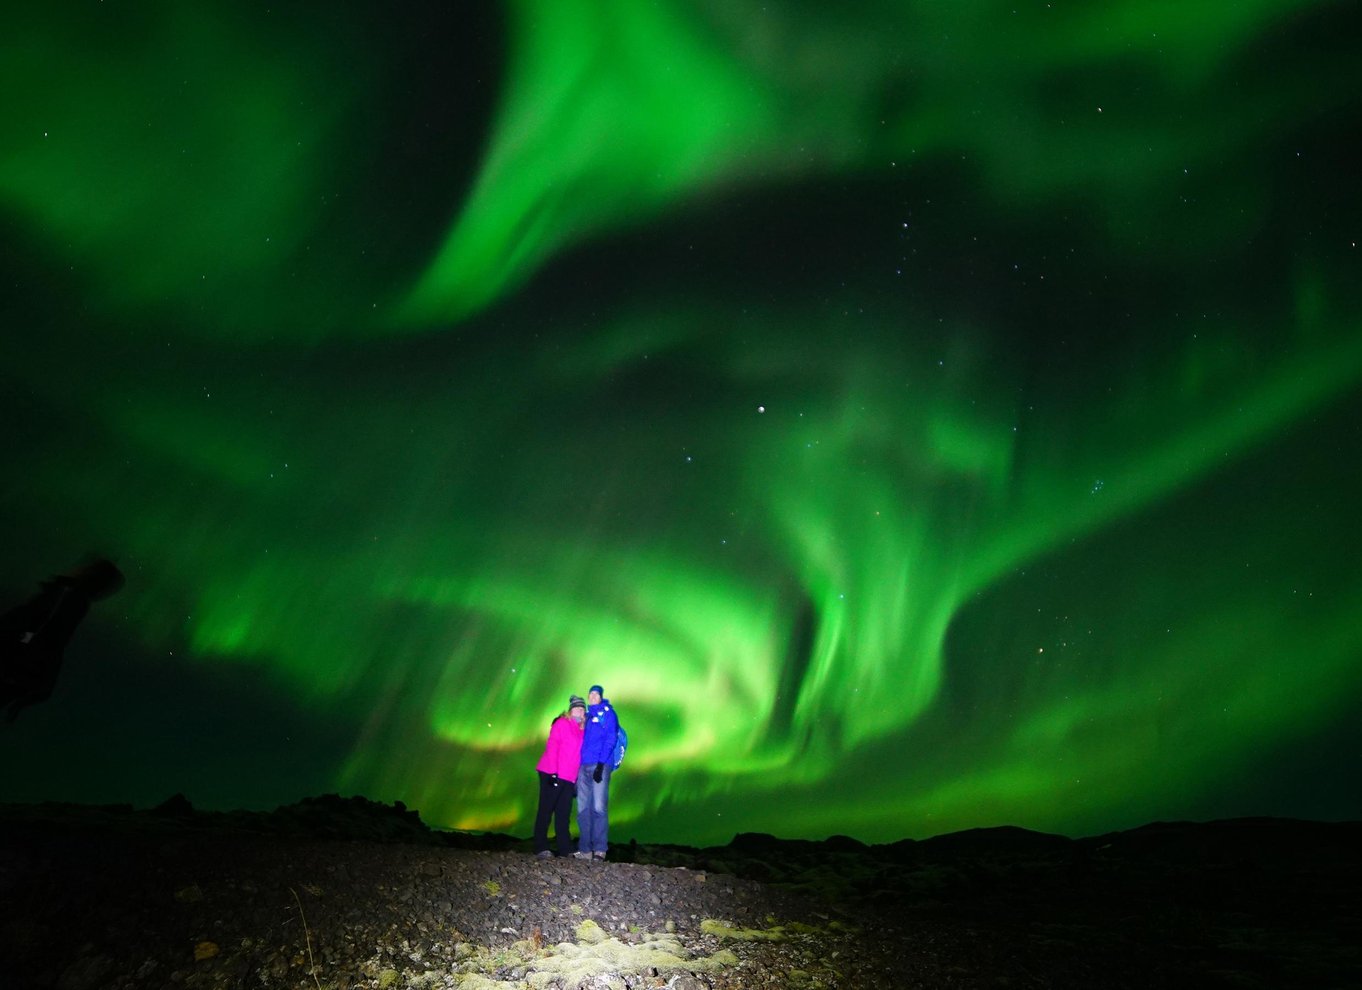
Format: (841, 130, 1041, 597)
(535, 850, 553, 859)
(592, 852, 606, 861)
(573, 851, 592, 860)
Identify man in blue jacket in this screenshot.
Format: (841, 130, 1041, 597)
(575, 683, 619, 861)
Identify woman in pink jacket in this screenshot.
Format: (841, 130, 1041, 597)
(533, 694, 586, 858)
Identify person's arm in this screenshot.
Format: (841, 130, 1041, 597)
(590, 706, 619, 780)
(544, 719, 570, 777)
(551, 721, 575, 780)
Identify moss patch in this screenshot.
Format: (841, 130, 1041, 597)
(450, 926, 743, 986)
(700, 918, 787, 941)
(453, 974, 507, 989)
(575, 918, 607, 944)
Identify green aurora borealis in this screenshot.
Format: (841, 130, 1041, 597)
(2, 1, 1360, 845)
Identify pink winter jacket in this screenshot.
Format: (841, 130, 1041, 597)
(535, 715, 584, 781)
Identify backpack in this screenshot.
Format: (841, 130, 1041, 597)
(611, 725, 628, 770)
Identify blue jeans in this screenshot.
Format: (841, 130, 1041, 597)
(576, 762, 612, 853)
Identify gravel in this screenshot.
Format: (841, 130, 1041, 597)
(5, 801, 1357, 988)
(1, 816, 924, 989)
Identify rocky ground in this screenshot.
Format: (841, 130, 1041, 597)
(2, 797, 1359, 989)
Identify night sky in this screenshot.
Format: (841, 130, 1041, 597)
(2, 1, 1360, 846)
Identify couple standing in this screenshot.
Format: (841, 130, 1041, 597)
(533, 684, 618, 860)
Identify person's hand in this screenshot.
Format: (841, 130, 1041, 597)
(593, 762, 604, 783)
(570, 784, 577, 798)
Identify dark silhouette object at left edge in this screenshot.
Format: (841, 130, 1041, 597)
(0, 556, 124, 722)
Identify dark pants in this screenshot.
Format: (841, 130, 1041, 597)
(533, 771, 574, 855)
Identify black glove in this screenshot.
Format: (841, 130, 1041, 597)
(593, 762, 604, 783)
(570, 784, 577, 798)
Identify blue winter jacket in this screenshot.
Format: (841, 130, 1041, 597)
(580, 697, 620, 766)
